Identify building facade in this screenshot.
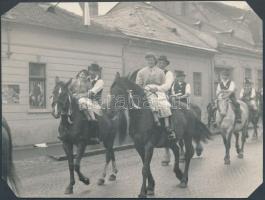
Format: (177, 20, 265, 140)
(1, 2, 262, 146)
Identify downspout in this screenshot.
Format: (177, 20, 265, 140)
(210, 54, 215, 101)
(6, 22, 12, 59)
(121, 39, 131, 76)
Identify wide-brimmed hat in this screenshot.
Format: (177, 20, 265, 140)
(88, 63, 101, 72)
(145, 52, 157, 60)
(175, 70, 186, 77)
(158, 55, 170, 66)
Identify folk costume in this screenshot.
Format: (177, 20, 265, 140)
(239, 79, 257, 110)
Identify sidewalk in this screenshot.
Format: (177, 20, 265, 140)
(13, 142, 134, 161)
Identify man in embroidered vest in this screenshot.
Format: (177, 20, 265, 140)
(136, 53, 175, 140)
(87, 63, 104, 119)
(171, 70, 191, 108)
(239, 78, 258, 111)
(216, 69, 241, 123)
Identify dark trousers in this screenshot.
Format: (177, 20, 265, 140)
(230, 94, 241, 120)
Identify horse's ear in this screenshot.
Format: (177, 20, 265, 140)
(55, 76, 60, 84)
(115, 72, 121, 80)
(65, 78, 72, 87)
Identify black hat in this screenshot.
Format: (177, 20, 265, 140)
(244, 78, 252, 85)
(158, 55, 170, 66)
(88, 63, 101, 72)
(175, 70, 186, 77)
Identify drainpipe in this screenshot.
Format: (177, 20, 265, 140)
(210, 55, 215, 101)
(6, 22, 12, 59)
(121, 39, 131, 76)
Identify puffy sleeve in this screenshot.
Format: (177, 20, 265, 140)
(90, 79, 104, 94)
(136, 69, 144, 87)
(155, 71, 174, 92)
(185, 83, 191, 95)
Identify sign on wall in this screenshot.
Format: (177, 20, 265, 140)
(2, 84, 20, 104)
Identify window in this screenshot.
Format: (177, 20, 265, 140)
(193, 72, 202, 96)
(245, 68, 252, 80)
(29, 63, 46, 109)
(257, 69, 263, 90)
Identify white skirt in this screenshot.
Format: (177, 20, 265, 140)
(78, 97, 103, 116)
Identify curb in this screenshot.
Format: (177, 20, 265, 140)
(48, 143, 135, 161)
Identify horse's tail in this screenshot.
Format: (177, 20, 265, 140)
(192, 117, 212, 143)
(117, 110, 128, 145)
(2, 118, 20, 195)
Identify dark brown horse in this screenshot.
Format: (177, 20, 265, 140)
(2, 117, 20, 195)
(109, 73, 211, 197)
(50, 77, 126, 194)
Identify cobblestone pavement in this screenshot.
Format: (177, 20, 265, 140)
(14, 130, 263, 198)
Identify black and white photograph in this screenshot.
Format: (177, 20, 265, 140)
(1, 1, 263, 198)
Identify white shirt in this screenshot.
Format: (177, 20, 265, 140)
(89, 75, 104, 94)
(239, 88, 256, 99)
(216, 79, 236, 96)
(155, 70, 175, 92)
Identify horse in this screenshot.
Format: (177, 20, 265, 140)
(207, 101, 217, 128)
(50, 77, 126, 194)
(241, 93, 260, 140)
(128, 69, 204, 165)
(216, 92, 249, 165)
(109, 73, 211, 197)
(2, 117, 20, 195)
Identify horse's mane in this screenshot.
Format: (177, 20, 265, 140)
(111, 77, 146, 98)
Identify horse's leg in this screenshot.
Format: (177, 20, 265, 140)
(221, 134, 229, 165)
(109, 148, 118, 181)
(179, 138, 194, 188)
(179, 139, 185, 162)
(169, 141, 183, 182)
(239, 127, 248, 159)
(144, 143, 155, 196)
(195, 141, 203, 157)
(161, 147, 171, 166)
(74, 142, 90, 185)
(98, 146, 111, 185)
(62, 142, 75, 194)
(234, 132, 240, 154)
(224, 131, 233, 165)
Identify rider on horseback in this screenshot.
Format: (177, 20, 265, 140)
(135, 53, 176, 140)
(239, 78, 258, 111)
(216, 69, 242, 123)
(171, 70, 191, 109)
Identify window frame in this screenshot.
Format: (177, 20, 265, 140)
(193, 72, 202, 97)
(28, 62, 47, 111)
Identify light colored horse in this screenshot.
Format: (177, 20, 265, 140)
(216, 93, 249, 165)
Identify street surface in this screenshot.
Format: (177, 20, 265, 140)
(13, 130, 263, 198)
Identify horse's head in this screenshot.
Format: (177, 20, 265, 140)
(216, 95, 230, 117)
(50, 77, 72, 119)
(109, 72, 145, 113)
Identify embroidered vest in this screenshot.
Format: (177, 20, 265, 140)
(220, 80, 231, 90)
(173, 81, 186, 96)
(91, 79, 103, 104)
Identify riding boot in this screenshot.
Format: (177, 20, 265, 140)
(153, 112, 161, 126)
(164, 117, 176, 141)
(83, 110, 92, 121)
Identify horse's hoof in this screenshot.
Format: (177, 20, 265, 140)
(174, 169, 183, 180)
(238, 153, 244, 159)
(178, 182, 187, 188)
(161, 161, 170, 166)
(64, 187, 73, 195)
(97, 178, 105, 186)
(146, 189, 155, 196)
(109, 174, 116, 181)
(82, 177, 90, 185)
(138, 193, 147, 198)
(224, 159, 231, 165)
